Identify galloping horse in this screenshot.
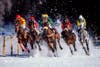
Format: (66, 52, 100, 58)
(42, 26, 58, 56)
(78, 28, 89, 55)
(61, 28, 77, 55)
(15, 20, 30, 53)
(17, 27, 30, 53)
(29, 24, 42, 51)
(52, 28, 63, 50)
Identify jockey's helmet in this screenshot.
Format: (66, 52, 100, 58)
(30, 16, 35, 20)
(16, 14, 21, 19)
(42, 14, 48, 18)
(79, 15, 84, 22)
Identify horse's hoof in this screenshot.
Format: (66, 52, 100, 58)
(28, 50, 30, 53)
(22, 49, 24, 52)
(39, 48, 42, 51)
(87, 52, 90, 56)
(61, 47, 63, 50)
(74, 49, 77, 51)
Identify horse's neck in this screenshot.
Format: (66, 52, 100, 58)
(47, 28, 53, 34)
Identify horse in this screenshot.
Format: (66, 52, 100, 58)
(17, 27, 30, 54)
(61, 28, 77, 55)
(42, 26, 59, 56)
(29, 25, 42, 51)
(78, 28, 89, 55)
(52, 28, 63, 50)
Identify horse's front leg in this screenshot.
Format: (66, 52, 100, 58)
(73, 42, 77, 51)
(85, 40, 89, 55)
(30, 40, 34, 49)
(36, 40, 42, 51)
(47, 41, 55, 53)
(68, 45, 73, 55)
(57, 39, 63, 50)
(67, 41, 73, 55)
(23, 41, 30, 53)
(81, 41, 88, 55)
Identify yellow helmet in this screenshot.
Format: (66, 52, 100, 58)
(42, 14, 48, 18)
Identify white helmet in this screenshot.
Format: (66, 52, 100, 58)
(79, 15, 84, 20)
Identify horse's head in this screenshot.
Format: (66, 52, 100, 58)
(64, 28, 68, 32)
(42, 26, 49, 32)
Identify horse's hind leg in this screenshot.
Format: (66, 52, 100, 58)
(57, 39, 63, 50)
(81, 42, 88, 55)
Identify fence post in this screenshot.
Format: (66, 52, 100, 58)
(2, 36, 6, 57)
(10, 35, 13, 56)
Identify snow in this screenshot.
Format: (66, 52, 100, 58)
(0, 24, 100, 67)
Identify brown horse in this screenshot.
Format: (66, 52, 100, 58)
(42, 26, 58, 56)
(17, 27, 30, 53)
(29, 25, 42, 51)
(61, 28, 77, 55)
(52, 28, 63, 50)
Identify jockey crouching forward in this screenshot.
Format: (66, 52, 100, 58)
(61, 17, 74, 38)
(16, 14, 26, 29)
(77, 15, 87, 33)
(28, 16, 40, 35)
(39, 14, 53, 29)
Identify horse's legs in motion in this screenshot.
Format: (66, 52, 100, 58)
(86, 40, 89, 55)
(36, 41, 42, 51)
(48, 42, 55, 53)
(68, 45, 73, 55)
(30, 41, 34, 49)
(23, 42, 30, 53)
(81, 42, 88, 55)
(73, 42, 77, 51)
(57, 39, 63, 50)
(53, 40, 58, 57)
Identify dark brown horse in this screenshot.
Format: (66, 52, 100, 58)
(29, 25, 42, 51)
(61, 28, 77, 55)
(17, 27, 30, 53)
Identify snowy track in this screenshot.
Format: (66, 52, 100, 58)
(0, 25, 100, 67)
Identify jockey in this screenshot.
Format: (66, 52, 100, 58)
(61, 16, 73, 38)
(77, 15, 87, 33)
(61, 16, 72, 32)
(39, 14, 53, 28)
(16, 14, 26, 29)
(28, 16, 40, 34)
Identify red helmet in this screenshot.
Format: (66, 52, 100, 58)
(30, 16, 35, 20)
(16, 14, 21, 19)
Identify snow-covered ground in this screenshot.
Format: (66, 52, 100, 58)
(0, 24, 100, 67)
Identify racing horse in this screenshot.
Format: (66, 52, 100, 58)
(29, 24, 42, 51)
(42, 26, 58, 56)
(61, 28, 77, 55)
(78, 28, 89, 55)
(52, 28, 63, 50)
(17, 27, 30, 53)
